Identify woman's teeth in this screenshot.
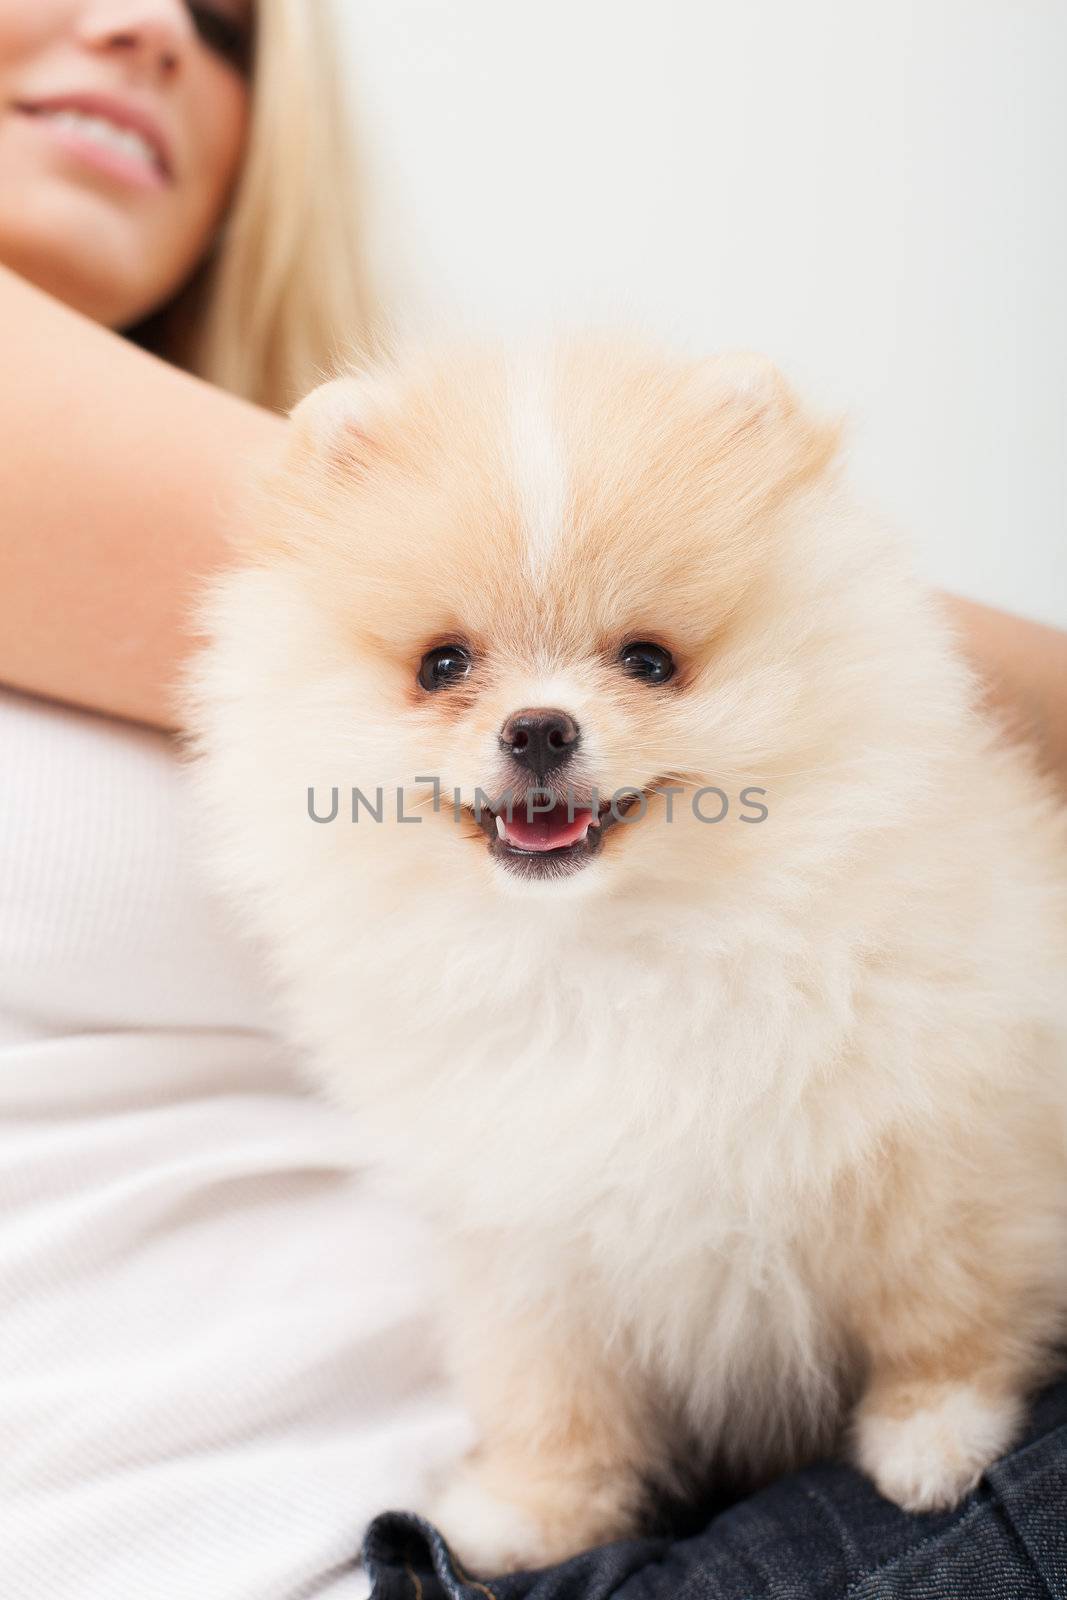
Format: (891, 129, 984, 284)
(34, 108, 159, 172)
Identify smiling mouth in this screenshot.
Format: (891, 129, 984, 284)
(14, 102, 171, 187)
(465, 791, 647, 879)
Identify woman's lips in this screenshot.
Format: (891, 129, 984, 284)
(14, 104, 170, 191)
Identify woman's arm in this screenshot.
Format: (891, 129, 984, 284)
(0, 264, 285, 731)
(940, 593, 1067, 791)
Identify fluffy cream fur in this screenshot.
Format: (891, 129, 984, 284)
(183, 337, 1067, 1575)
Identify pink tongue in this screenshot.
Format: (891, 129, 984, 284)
(502, 803, 593, 852)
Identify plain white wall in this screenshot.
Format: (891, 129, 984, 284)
(334, 1, 1066, 626)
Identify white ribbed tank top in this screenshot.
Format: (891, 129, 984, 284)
(0, 687, 465, 1600)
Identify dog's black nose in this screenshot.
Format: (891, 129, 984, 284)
(500, 708, 580, 775)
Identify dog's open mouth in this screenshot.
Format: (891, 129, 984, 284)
(465, 791, 645, 878)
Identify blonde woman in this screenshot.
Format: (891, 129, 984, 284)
(0, 6, 465, 1599)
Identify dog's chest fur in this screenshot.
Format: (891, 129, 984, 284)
(303, 893, 866, 1427)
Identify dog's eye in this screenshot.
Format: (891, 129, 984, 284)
(418, 644, 473, 691)
(619, 641, 674, 684)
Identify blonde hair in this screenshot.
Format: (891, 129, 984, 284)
(138, 0, 375, 413)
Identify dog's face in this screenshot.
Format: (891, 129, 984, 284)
(258, 341, 840, 900)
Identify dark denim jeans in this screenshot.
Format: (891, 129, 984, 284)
(363, 1376, 1067, 1599)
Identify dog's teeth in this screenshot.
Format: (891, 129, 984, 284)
(495, 814, 506, 840)
(589, 814, 601, 828)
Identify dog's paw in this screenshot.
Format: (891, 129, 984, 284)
(854, 1382, 1022, 1513)
(429, 1471, 548, 1577)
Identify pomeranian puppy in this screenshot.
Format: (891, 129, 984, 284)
(184, 338, 1067, 1575)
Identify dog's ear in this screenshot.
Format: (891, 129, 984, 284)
(229, 370, 401, 562)
(692, 351, 790, 419)
(688, 350, 842, 495)
(286, 370, 399, 481)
